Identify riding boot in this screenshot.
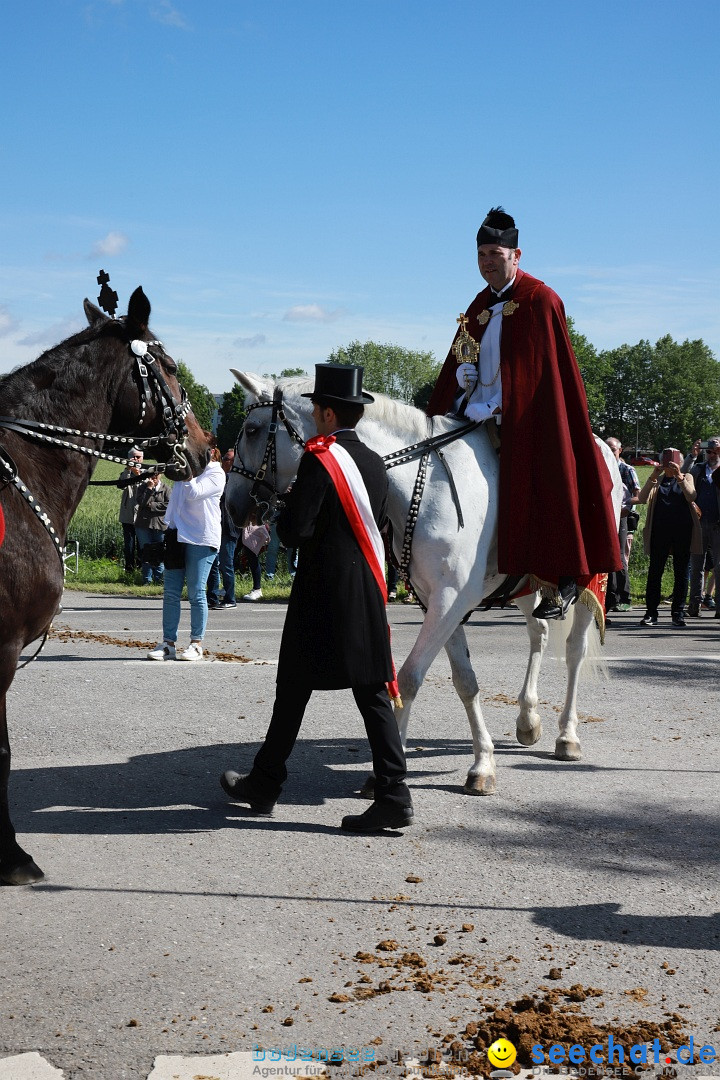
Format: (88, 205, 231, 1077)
(532, 577, 578, 620)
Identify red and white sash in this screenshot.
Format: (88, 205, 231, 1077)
(305, 434, 402, 706)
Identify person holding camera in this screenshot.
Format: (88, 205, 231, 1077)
(134, 472, 170, 585)
(637, 449, 701, 628)
(688, 437, 720, 618)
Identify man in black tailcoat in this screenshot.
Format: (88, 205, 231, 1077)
(220, 364, 413, 833)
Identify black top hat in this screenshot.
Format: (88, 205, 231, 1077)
(302, 363, 375, 405)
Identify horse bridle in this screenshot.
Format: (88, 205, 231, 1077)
(0, 336, 194, 567)
(230, 387, 307, 522)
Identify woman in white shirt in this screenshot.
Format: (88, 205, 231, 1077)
(147, 449, 225, 661)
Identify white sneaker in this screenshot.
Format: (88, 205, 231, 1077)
(242, 589, 263, 602)
(177, 641, 204, 661)
(147, 641, 176, 661)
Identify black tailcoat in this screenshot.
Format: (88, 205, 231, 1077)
(276, 430, 392, 689)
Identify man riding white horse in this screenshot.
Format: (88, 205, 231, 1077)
(427, 206, 620, 618)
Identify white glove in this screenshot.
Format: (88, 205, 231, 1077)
(456, 363, 478, 391)
(465, 398, 501, 423)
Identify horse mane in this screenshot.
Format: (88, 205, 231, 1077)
(0, 321, 122, 419)
(276, 376, 441, 440)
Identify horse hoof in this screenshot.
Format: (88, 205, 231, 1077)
(516, 721, 542, 746)
(0, 859, 45, 886)
(464, 774, 496, 796)
(555, 738, 582, 761)
(359, 775, 375, 800)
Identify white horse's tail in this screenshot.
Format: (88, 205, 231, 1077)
(545, 603, 609, 683)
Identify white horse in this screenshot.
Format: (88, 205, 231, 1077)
(226, 372, 622, 796)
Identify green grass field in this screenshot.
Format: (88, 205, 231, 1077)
(65, 461, 668, 606)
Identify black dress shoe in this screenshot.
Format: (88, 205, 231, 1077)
(220, 771, 275, 815)
(532, 580, 579, 620)
(341, 802, 414, 833)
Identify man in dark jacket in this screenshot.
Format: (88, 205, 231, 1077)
(220, 364, 413, 833)
(688, 437, 720, 618)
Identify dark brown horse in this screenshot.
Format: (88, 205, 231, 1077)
(0, 287, 209, 885)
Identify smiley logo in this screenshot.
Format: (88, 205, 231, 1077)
(487, 1038, 517, 1069)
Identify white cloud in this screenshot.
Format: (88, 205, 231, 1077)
(283, 304, 346, 324)
(0, 305, 19, 337)
(233, 334, 267, 349)
(150, 0, 190, 29)
(90, 231, 129, 258)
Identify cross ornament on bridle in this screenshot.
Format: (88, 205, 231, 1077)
(97, 269, 119, 318)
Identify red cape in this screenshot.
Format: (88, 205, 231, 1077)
(427, 269, 620, 580)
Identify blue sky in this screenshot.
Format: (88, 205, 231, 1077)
(1, 0, 718, 394)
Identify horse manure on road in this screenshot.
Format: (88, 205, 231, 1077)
(326, 943, 688, 1078)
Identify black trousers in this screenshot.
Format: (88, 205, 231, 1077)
(645, 523, 691, 618)
(249, 680, 411, 808)
(606, 517, 630, 608)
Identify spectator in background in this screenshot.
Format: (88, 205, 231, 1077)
(207, 449, 242, 610)
(147, 446, 224, 662)
(688, 437, 720, 618)
(116, 447, 144, 574)
(264, 520, 297, 581)
(134, 472, 170, 585)
(682, 438, 704, 472)
(637, 449, 701, 629)
(241, 514, 270, 601)
(605, 438, 640, 613)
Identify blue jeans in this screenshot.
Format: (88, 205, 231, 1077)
(135, 526, 164, 584)
(207, 534, 238, 604)
(265, 525, 296, 577)
(162, 545, 217, 642)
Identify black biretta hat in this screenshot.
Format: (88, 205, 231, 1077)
(476, 206, 519, 249)
(302, 363, 375, 405)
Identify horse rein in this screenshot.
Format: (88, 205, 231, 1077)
(0, 340, 193, 569)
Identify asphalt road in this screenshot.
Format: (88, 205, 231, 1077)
(1, 593, 718, 1079)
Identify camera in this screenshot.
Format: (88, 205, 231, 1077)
(661, 449, 682, 467)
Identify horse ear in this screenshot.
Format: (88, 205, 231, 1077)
(127, 287, 151, 333)
(230, 369, 273, 401)
(84, 299, 108, 325)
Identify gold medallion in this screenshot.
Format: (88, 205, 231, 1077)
(502, 299, 519, 316)
(477, 309, 490, 326)
(452, 313, 479, 364)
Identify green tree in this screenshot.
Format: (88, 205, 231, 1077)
(267, 367, 307, 379)
(567, 315, 610, 429)
(176, 361, 216, 433)
(216, 383, 247, 453)
(594, 336, 720, 452)
(327, 340, 440, 406)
